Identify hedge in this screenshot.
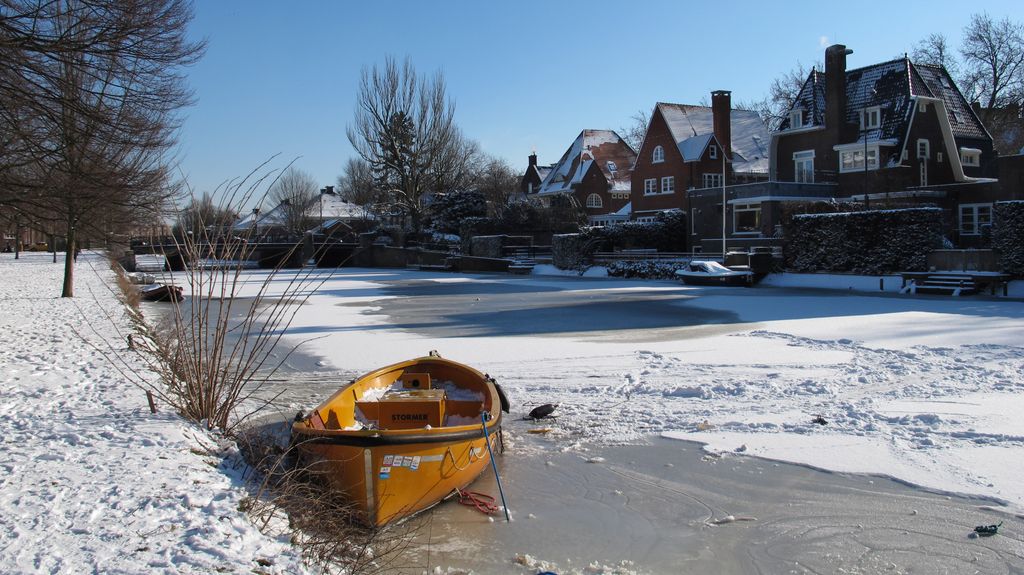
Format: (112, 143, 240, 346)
(785, 208, 943, 274)
(993, 201, 1024, 275)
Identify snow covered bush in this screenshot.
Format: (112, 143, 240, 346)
(606, 260, 689, 279)
(582, 210, 688, 253)
(552, 233, 590, 270)
(786, 208, 943, 274)
(428, 190, 487, 234)
(993, 201, 1024, 275)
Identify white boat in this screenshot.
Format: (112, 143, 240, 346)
(675, 260, 754, 286)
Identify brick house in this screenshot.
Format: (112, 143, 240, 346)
(772, 44, 1000, 246)
(530, 129, 636, 224)
(630, 91, 771, 226)
(520, 152, 553, 197)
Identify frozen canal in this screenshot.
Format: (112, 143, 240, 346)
(160, 267, 1024, 573)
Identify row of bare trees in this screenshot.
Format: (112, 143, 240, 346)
(341, 56, 521, 234)
(0, 0, 204, 296)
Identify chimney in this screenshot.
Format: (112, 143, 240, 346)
(528, 152, 538, 167)
(825, 44, 853, 136)
(711, 90, 732, 161)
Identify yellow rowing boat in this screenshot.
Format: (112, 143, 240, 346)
(291, 353, 509, 527)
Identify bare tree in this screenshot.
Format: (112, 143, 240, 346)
(346, 56, 457, 233)
(748, 61, 820, 132)
(268, 167, 317, 235)
(474, 157, 520, 217)
(429, 129, 483, 195)
(960, 13, 1024, 116)
(912, 33, 960, 77)
(0, 0, 204, 297)
(618, 108, 649, 152)
(336, 157, 377, 218)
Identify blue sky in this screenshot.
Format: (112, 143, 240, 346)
(178, 0, 1020, 201)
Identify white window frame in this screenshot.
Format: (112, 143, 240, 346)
(652, 146, 665, 163)
(789, 109, 803, 129)
(793, 150, 815, 183)
(661, 176, 675, 194)
(586, 193, 603, 208)
(709, 144, 718, 160)
(606, 161, 617, 175)
(860, 106, 881, 130)
(733, 203, 762, 235)
(838, 147, 879, 173)
(917, 139, 930, 159)
(959, 203, 992, 235)
(937, 152, 944, 163)
(918, 101, 927, 113)
(961, 149, 981, 167)
(643, 178, 658, 195)
(702, 173, 723, 189)
(636, 216, 656, 223)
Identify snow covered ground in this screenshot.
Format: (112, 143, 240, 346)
(0, 253, 306, 574)
(217, 266, 1024, 515)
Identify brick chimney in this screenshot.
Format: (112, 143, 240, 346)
(711, 90, 732, 161)
(825, 44, 852, 137)
(528, 152, 538, 167)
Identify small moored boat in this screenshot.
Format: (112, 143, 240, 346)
(291, 353, 509, 527)
(139, 283, 183, 302)
(675, 260, 754, 286)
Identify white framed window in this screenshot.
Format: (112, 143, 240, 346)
(709, 144, 718, 160)
(789, 109, 803, 129)
(733, 203, 761, 234)
(839, 148, 878, 172)
(661, 176, 675, 194)
(918, 101, 927, 113)
(636, 216, 656, 223)
(702, 173, 723, 188)
(860, 106, 881, 130)
(586, 193, 603, 208)
(959, 203, 992, 235)
(917, 139, 930, 159)
(793, 150, 815, 183)
(652, 146, 664, 163)
(644, 178, 657, 195)
(527, 183, 533, 194)
(606, 161, 617, 175)
(937, 152, 944, 163)
(961, 149, 981, 167)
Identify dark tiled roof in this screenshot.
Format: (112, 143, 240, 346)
(779, 57, 992, 150)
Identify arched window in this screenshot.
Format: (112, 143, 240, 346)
(653, 145, 665, 163)
(586, 193, 603, 208)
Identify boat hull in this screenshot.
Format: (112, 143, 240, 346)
(676, 272, 752, 286)
(291, 355, 504, 527)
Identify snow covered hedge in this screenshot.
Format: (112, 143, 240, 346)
(786, 208, 943, 274)
(552, 233, 590, 270)
(581, 210, 688, 252)
(993, 201, 1024, 275)
(606, 260, 688, 279)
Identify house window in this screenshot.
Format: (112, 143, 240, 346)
(793, 150, 815, 183)
(527, 183, 533, 194)
(644, 178, 657, 195)
(653, 146, 664, 163)
(789, 109, 803, 129)
(702, 173, 723, 188)
(860, 106, 881, 130)
(733, 203, 761, 234)
(661, 176, 675, 194)
(709, 144, 718, 160)
(960, 204, 992, 235)
(586, 193, 603, 208)
(839, 148, 878, 172)
(937, 152, 944, 163)
(606, 161, 617, 175)
(918, 101, 927, 113)
(961, 149, 981, 167)
(917, 139, 930, 159)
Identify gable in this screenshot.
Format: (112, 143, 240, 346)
(656, 103, 770, 174)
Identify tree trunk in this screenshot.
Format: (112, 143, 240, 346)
(61, 226, 76, 298)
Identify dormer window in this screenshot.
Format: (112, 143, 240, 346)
(960, 148, 981, 167)
(709, 144, 718, 160)
(860, 106, 881, 130)
(652, 145, 664, 163)
(606, 161, 617, 174)
(789, 109, 804, 129)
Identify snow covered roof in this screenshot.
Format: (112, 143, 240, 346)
(780, 58, 990, 149)
(678, 133, 714, 162)
(537, 129, 637, 196)
(309, 193, 372, 221)
(656, 103, 770, 174)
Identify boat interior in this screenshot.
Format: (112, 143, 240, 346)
(305, 360, 494, 432)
